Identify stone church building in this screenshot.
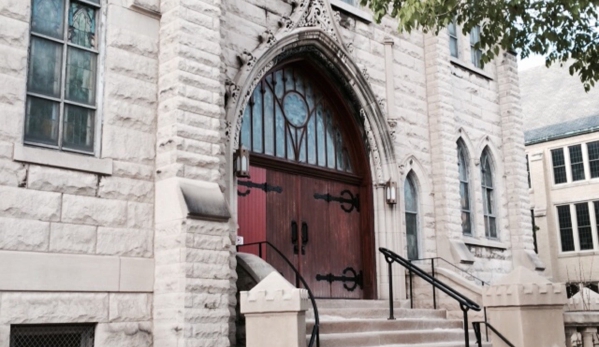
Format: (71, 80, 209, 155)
(0, 0, 540, 345)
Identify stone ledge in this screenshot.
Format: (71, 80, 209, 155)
(450, 57, 494, 80)
(0, 250, 153, 292)
(14, 144, 113, 175)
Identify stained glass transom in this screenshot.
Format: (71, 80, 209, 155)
(241, 66, 353, 173)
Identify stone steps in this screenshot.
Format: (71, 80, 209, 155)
(307, 299, 491, 347)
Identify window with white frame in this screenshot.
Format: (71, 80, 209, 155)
(480, 149, 496, 238)
(569, 144, 585, 181)
(470, 25, 482, 68)
(404, 172, 419, 260)
(25, 0, 101, 154)
(457, 141, 472, 235)
(557, 201, 599, 252)
(551, 141, 599, 185)
(588, 141, 599, 178)
(448, 21, 459, 58)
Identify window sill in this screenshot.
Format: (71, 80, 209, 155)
(330, 0, 372, 23)
(463, 236, 507, 250)
(14, 144, 113, 175)
(553, 178, 599, 190)
(450, 57, 494, 81)
(558, 250, 599, 259)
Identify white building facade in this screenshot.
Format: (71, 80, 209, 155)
(0, 0, 537, 345)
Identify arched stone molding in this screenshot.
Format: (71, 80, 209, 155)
(400, 156, 436, 258)
(224, 19, 402, 299)
(455, 128, 476, 157)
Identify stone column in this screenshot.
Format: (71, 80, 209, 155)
(581, 327, 597, 347)
(495, 52, 544, 271)
(483, 266, 567, 347)
(240, 272, 310, 347)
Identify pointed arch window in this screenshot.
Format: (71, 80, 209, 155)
(458, 141, 472, 236)
(240, 66, 353, 173)
(481, 149, 497, 238)
(404, 172, 419, 260)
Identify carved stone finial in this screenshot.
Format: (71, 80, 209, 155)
(361, 67, 370, 81)
(225, 79, 240, 103)
(279, 16, 294, 30)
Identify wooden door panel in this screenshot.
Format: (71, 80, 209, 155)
(299, 176, 331, 298)
(237, 166, 267, 256)
(328, 181, 363, 299)
(266, 169, 298, 286)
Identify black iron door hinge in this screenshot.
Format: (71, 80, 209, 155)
(316, 267, 364, 292)
(237, 180, 283, 196)
(313, 189, 359, 213)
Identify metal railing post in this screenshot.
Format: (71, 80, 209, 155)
(461, 304, 469, 347)
(483, 306, 488, 342)
(431, 258, 437, 310)
(387, 260, 395, 320)
(409, 266, 414, 309)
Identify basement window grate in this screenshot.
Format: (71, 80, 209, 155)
(10, 324, 95, 347)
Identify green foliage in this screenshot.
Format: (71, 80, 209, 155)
(360, 0, 599, 91)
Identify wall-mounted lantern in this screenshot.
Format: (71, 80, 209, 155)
(235, 146, 250, 178)
(385, 180, 397, 205)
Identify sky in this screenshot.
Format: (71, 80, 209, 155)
(518, 54, 546, 71)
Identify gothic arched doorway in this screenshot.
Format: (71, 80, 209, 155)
(236, 60, 375, 299)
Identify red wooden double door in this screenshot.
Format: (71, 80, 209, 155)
(238, 165, 365, 298)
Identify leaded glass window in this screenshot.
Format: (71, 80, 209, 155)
(575, 203, 593, 250)
(404, 173, 419, 260)
(587, 141, 599, 178)
(551, 148, 567, 184)
(557, 205, 575, 252)
(25, 0, 100, 154)
(448, 21, 458, 58)
(458, 141, 472, 235)
(240, 66, 353, 173)
(569, 144, 585, 181)
(470, 25, 482, 68)
(481, 149, 496, 238)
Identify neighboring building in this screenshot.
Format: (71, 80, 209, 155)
(0, 0, 538, 346)
(522, 63, 599, 295)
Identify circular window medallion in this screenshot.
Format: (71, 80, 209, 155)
(283, 92, 309, 127)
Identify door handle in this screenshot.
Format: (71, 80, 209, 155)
(291, 220, 299, 255)
(301, 222, 308, 255)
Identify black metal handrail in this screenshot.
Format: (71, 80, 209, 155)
(473, 321, 516, 347)
(411, 257, 489, 286)
(237, 241, 320, 347)
(407, 257, 488, 312)
(380, 247, 480, 347)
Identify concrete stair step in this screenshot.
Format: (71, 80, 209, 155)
(307, 307, 447, 320)
(314, 299, 409, 309)
(308, 329, 478, 347)
(307, 318, 463, 334)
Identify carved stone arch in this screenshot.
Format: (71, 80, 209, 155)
(225, 24, 402, 300)
(225, 28, 396, 189)
(455, 129, 476, 158)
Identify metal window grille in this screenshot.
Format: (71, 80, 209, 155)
(557, 205, 575, 252)
(10, 324, 95, 347)
(569, 145, 585, 181)
(551, 148, 567, 184)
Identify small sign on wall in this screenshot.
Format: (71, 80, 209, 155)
(236, 236, 244, 246)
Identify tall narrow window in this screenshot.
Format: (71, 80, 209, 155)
(481, 149, 496, 238)
(25, 0, 100, 154)
(531, 209, 538, 254)
(526, 155, 531, 188)
(470, 25, 482, 68)
(557, 205, 575, 252)
(587, 141, 599, 178)
(576, 203, 593, 250)
(551, 148, 567, 184)
(404, 173, 419, 260)
(448, 21, 458, 58)
(458, 141, 472, 235)
(569, 144, 585, 181)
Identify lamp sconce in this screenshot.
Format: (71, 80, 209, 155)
(385, 180, 397, 205)
(235, 146, 250, 178)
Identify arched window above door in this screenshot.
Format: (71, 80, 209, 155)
(240, 65, 353, 173)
